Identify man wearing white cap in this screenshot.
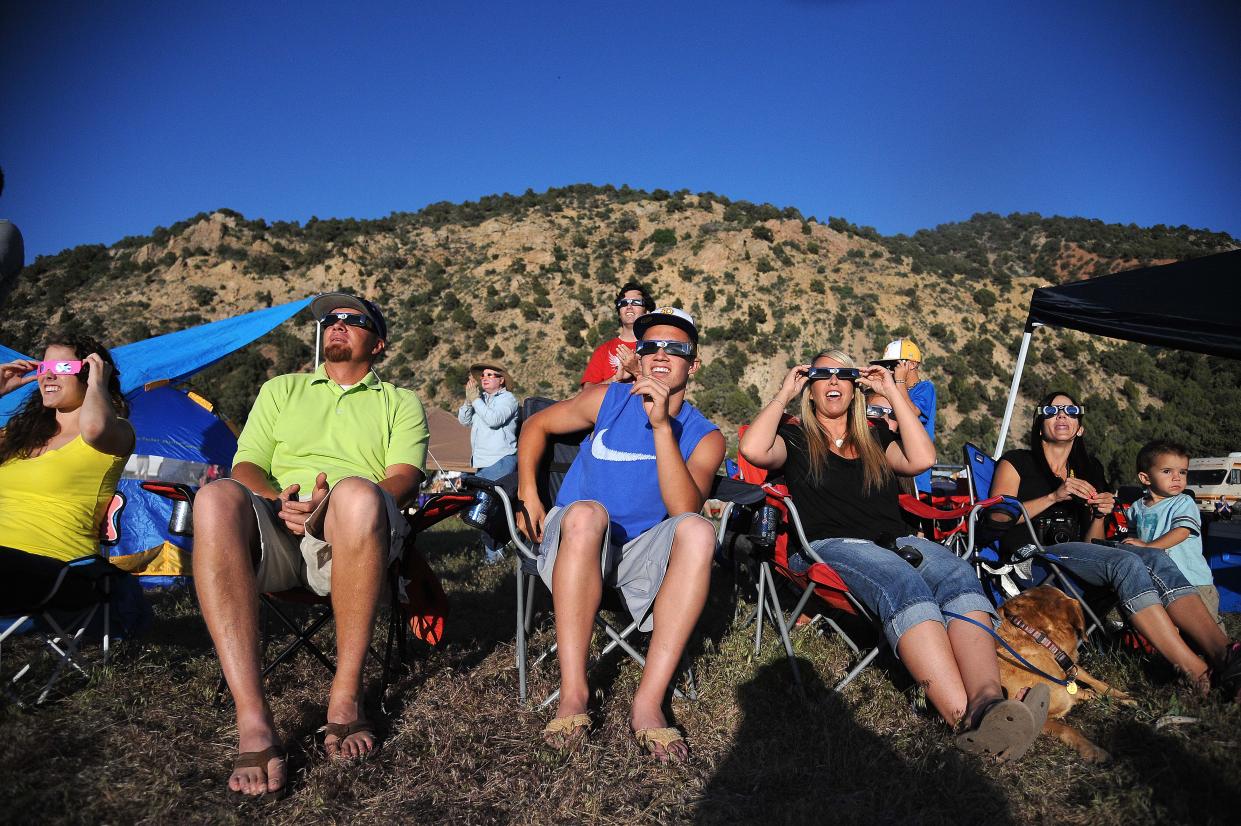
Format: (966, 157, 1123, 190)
(516, 306, 724, 763)
(873, 338, 937, 494)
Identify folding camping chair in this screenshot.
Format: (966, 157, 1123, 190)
(961, 442, 1116, 644)
(238, 490, 471, 710)
(895, 490, 975, 557)
(729, 425, 886, 693)
(139, 482, 471, 711)
(0, 494, 131, 706)
(465, 396, 763, 707)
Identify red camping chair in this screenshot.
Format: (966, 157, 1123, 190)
(140, 482, 471, 712)
(896, 489, 975, 556)
(733, 420, 885, 693)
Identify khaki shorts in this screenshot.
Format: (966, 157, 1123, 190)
(535, 500, 712, 632)
(220, 477, 410, 596)
(1197, 584, 1227, 633)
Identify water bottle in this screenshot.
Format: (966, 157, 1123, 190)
(169, 499, 194, 536)
(462, 488, 496, 529)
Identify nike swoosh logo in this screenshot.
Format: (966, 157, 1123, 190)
(590, 428, 656, 462)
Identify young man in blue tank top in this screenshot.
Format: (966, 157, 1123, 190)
(516, 308, 725, 763)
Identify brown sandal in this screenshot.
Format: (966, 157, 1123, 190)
(229, 745, 288, 803)
(542, 713, 591, 750)
(635, 726, 689, 763)
(321, 719, 378, 761)
(954, 684, 1048, 762)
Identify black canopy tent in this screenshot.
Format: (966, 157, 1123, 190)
(993, 249, 1241, 455)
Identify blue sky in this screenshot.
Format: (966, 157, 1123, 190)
(2, 0, 1238, 259)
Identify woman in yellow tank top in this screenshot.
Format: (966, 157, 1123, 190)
(0, 333, 134, 607)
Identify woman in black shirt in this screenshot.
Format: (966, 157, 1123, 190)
(742, 350, 1048, 761)
(991, 391, 1239, 699)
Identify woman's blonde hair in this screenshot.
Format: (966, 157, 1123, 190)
(797, 349, 892, 492)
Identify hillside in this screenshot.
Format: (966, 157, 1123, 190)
(2, 184, 1238, 481)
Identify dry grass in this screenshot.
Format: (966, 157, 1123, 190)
(3, 521, 1239, 825)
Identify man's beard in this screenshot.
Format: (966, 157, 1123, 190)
(324, 342, 352, 362)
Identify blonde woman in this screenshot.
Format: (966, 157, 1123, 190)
(740, 349, 1047, 761)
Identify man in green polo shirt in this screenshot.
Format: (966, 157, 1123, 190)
(192, 293, 428, 800)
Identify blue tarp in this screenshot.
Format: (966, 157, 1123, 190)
(0, 297, 312, 423)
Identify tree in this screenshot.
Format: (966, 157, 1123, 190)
(973, 288, 997, 309)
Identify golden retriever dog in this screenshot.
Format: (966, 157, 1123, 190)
(995, 586, 1136, 763)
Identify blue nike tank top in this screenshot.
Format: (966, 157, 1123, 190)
(555, 383, 719, 543)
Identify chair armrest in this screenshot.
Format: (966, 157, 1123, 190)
(140, 481, 196, 503)
(709, 475, 765, 506)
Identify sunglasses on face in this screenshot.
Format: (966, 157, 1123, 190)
(866, 404, 894, 418)
(635, 339, 696, 358)
(1039, 404, 1084, 418)
(480, 372, 503, 380)
(806, 367, 860, 381)
(37, 360, 84, 377)
(319, 312, 376, 332)
(616, 298, 647, 309)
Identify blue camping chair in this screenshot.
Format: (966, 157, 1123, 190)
(962, 443, 1114, 644)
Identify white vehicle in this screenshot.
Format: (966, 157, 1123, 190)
(1185, 453, 1241, 515)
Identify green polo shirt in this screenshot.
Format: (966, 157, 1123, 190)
(232, 365, 429, 496)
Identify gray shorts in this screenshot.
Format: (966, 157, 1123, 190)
(535, 500, 710, 632)
(220, 477, 410, 597)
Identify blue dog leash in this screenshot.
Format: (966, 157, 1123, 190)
(943, 610, 1078, 692)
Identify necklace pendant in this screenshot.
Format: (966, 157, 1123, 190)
(834, 438, 844, 448)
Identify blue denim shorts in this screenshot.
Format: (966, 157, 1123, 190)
(1039, 541, 1199, 616)
(793, 535, 997, 652)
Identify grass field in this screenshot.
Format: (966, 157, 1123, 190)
(3, 520, 1239, 825)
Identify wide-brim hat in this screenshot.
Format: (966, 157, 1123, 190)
(633, 306, 698, 344)
(470, 362, 511, 383)
(310, 292, 388, 341)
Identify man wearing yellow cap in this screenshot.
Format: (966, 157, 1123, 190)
(873, 339, 936, 494)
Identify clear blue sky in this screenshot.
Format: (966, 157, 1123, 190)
(2, 0, 1238, 260)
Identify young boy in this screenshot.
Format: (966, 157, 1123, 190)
(1123, 440, 1224, 629)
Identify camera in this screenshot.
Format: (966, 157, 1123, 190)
(1032, 510, 1079, 546)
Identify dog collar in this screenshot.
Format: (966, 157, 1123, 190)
(1007, 613, 1080, 689)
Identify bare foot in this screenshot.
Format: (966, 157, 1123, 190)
(324, 694, 375, 760)
(229, 715, 285, 798)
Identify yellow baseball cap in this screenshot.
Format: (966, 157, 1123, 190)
(878, 338, 923, 363)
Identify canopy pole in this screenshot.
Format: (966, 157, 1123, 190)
(313, 321, 322, 371)
(993, 321, 1041, 458)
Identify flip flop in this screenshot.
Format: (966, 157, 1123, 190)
(321, 719, 378, 762)
(955, 685, 1049, 763)
(229, 745, 288, 803)
(542, 713, 591, 750)
(635, 726, 689, 764)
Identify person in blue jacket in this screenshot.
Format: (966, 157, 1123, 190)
(458, 362, 519, 563)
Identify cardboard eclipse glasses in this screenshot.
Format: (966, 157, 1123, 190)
(806, 366, 860, 381)
(35, 360, 85, 377)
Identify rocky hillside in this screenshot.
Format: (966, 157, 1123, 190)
(3, 185, 1237, 480)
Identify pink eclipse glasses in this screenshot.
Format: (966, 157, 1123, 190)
(36, 360, 84, 377)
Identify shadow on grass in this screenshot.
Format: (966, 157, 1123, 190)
(1101, 720, 1241, 824)
(694, 659, 1017, 825)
